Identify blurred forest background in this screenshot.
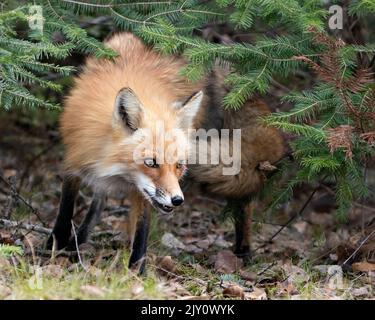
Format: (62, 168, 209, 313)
(0, 0, 374, 299)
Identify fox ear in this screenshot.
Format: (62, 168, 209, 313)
(177, 91, 203, 129)
(113, 88, 143, 131)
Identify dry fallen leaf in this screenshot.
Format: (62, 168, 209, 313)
(161, 233, 186, 250)
(223, 285, 244, 299)
(80, 285, 106, 297)
(156, 255, 178, 274)
(245, 287, 267, 300)
(352, 261, 375, 272)
(214, 250, 243, 274)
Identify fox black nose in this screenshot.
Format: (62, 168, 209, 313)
(171, 196, 184, 206)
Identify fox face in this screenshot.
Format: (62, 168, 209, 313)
(60, 33, 207, 214)
(97, 87, 203, 214)
(133, 162, 186, 214)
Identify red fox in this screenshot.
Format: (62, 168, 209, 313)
(48, 32, 284, 272)
(47, 33, 206, 272)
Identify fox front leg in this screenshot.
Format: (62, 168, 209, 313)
(128, 208, 150, 274)
(47, 175, 81, 250)
(67, 191, 106, 250)
(127, 192, 150, 274)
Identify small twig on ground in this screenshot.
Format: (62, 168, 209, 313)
(253, 261, 285, 289)
(71, 220, 88, 272)
(255, 261, 278, 280)
(341, 229, 375, 266)
(0, 175, 46, 225)
(0, 218, 51, 235)
(252, 186, 319, 254)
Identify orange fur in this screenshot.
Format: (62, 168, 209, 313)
(61, 33, 203, 178)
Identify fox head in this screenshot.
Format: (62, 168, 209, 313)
(100, 87, 203, 213)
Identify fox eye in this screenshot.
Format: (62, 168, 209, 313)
(144, 158, 159, 168)
(176, 160, 185, 169)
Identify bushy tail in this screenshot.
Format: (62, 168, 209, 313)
(189, 99, 284, 198)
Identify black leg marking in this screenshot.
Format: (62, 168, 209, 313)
(128, 208, 150, 274)
(47, 176, 80, 250)
(234, 220, 251, 257)
(233, 203, 252, 261)
(67, 192, 106, 250)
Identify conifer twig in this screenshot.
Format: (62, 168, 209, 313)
(341, 229, 375, 267)
(0, 175, 46, 225)
(253, 184, 320, 254)
(0, 218, 51, 235)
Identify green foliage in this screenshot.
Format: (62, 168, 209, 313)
(1, 0, 374, 220)
(0, 244, 24, 257)
(263, 27, 374, 220)
(349, 0, 375, 16)
(0, 2, 115, 110)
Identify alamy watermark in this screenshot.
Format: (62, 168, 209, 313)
(28, 5, 44, 33)
(131, 121, 242, 176)
(25, 3, 346, 33)
(328, 5, 343, 30)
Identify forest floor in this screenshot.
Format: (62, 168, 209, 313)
(0, 108, 374, 300)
